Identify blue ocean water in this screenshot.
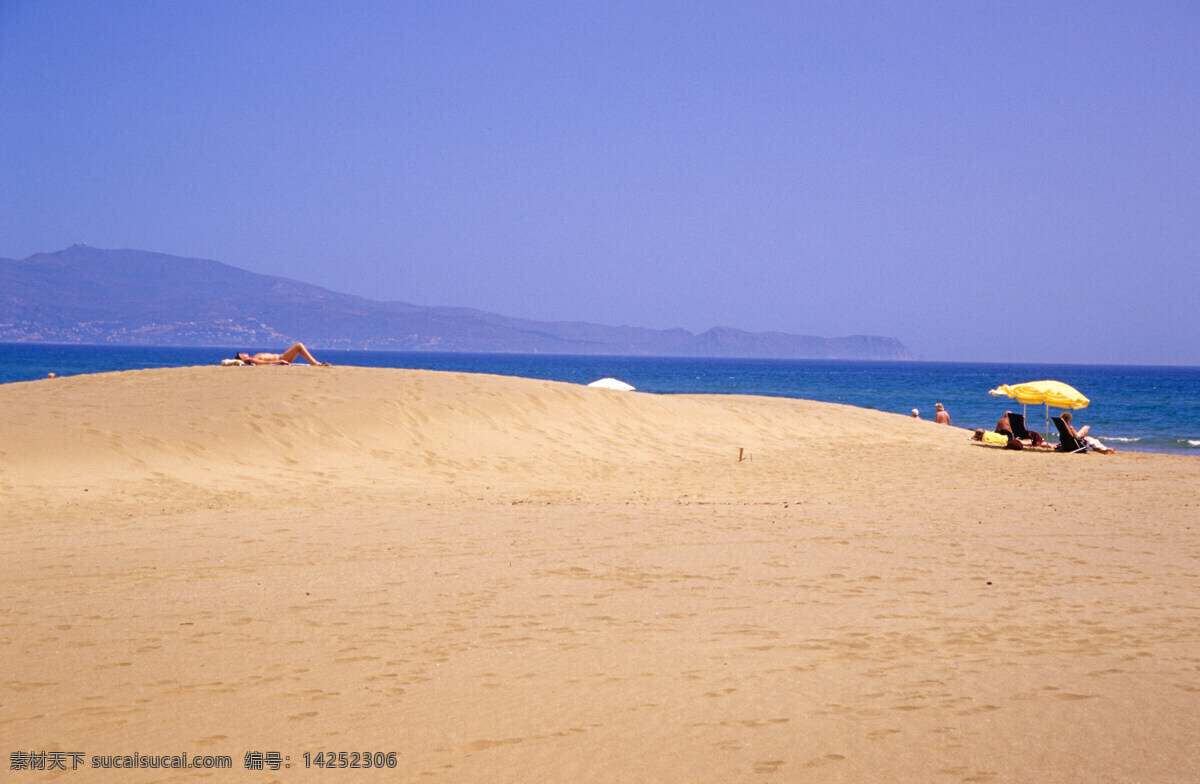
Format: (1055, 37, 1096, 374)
(2, 342, 1197, 455)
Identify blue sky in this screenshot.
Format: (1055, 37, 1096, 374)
(2, 1, 1197, 364)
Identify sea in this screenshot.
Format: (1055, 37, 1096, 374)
(2, 342, 1197, 456)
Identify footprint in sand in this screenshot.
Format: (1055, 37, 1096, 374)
(803, 754, 846, 768)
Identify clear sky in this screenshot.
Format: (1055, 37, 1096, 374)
(2, 1, 1197, 364)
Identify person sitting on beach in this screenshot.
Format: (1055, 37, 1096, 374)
(934, 403, 951, 425)
(971, 429, 1010, 446)
(1061, 411, 1115, 454)
(911, 409, 920, 419)
(235, 343, 330, 366)
(995, 413, 1013, 438)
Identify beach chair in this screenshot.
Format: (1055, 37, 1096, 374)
(1008, 411, 1031, 440)
(1008, 411, 1049, 445)
(1052, 416, 1088, 453)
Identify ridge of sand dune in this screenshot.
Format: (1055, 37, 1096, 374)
(0, 365, 960, 505)
(2, 367, 1198, 783)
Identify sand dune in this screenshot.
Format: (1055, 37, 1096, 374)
(2, 367, 1198, 782)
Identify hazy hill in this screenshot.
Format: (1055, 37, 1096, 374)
(0, 245, 915, 359)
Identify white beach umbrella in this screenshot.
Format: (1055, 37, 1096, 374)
(586, 377, 635, 391)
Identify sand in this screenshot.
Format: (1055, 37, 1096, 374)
(2, 365, 1198, 782)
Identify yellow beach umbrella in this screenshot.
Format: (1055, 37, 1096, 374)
(989, 380, 1089, 439)
(988, 380, 1089, 409)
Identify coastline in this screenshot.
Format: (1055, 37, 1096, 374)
(2, 344, 1197, 456)
(2, 366, 1198, 782)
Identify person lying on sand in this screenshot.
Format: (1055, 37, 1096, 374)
(972, 429, 1010, 446)
(235, 343, 330, 366)
(1061, 411, 1116, 454)
(973, 428, 1050, 450)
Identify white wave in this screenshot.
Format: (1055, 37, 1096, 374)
(1186, 439, 1200, 448)
(1106, 437, 1142, 442)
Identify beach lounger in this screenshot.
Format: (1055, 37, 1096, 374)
(1052, 415, 1088, 453)
(1003, 411, 1054, 448)
(1008, 411, 1031, 440)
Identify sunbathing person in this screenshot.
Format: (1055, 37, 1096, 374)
(235, 343, 330, 366)
(971, 429, 1010, 446)
(995, 413, 1013, 438)
(1060, 411, 1115, 454)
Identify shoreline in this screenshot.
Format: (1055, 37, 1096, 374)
(1, 352, 1196, 456)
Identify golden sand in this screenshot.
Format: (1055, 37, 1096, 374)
(2, 366, 1198, 782)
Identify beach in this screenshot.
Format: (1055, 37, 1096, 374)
(2, 365, 1198, 782)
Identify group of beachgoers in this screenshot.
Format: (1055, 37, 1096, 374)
(911, 402, 952, 425)
(969, 410, 1115, 454)
(910, 400, 1114, 454)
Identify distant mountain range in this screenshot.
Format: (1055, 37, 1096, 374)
(0, 245, 916, 360)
